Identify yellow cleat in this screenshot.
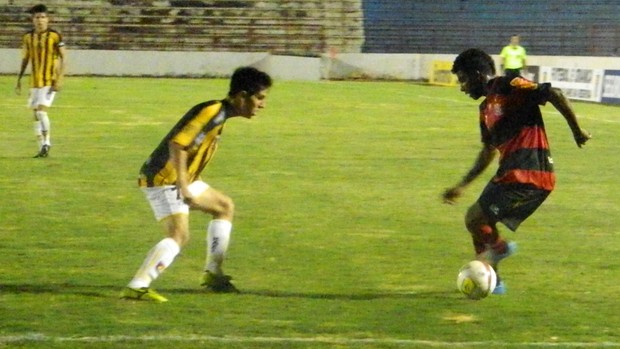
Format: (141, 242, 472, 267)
(119, 287, 168, 303)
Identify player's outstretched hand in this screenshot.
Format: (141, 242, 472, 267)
(442, 186, 463, 205)
(573, 128, 591, 148)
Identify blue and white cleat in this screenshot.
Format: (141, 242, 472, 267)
(492, 279, 507, 295)
(487, 242, 516, 295)
(488, 241, 518, 267)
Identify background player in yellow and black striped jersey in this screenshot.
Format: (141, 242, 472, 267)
(15, 4, 67, 158)
(121, 67, 273, 302)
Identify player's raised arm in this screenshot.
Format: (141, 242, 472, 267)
(547, 87, 591, 148)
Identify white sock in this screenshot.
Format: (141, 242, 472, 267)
(128, 238, 180, 289)
(33, 121, 43, 147)
(36, 111, 51, 146)
(205, 219, 232, 275)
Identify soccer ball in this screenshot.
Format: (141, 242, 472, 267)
(456, 260, 497, 300)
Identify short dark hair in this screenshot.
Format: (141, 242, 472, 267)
(451, 48, 496, 76)
(228, 67, 272, 96)
(28, 4, 48, 14)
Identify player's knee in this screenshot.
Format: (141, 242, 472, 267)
(464, 204, 488, 234)
(168, 226, 190, 246)
(467, 222, 494, 237)
(219, 196, 235, 218)
(174, 234, 190, 247)
(464, 208, 477, 232)
(208, 195, 234, 221)
(465, 218, 480, 235)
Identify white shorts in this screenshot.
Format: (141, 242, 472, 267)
(28, 87, 56, 109)
(142, 181, 210, 221)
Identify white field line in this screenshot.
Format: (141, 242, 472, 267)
(0, 334, 619, 347)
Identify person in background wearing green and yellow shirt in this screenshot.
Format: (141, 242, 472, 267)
(499, 35, 526, 79)
(120, 67, 273, 302)
(16, 4, 67, 158)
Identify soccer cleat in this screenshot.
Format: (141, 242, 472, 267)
(33, 144, 50, 158)
(487, 241, 518, 268)
(200, 272, 240, 293)
(119, 287, 168, 302)
(493, 279, 507, 295)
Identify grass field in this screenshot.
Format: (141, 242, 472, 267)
(0, 75, 619, 349)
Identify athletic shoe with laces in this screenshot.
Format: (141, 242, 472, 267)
(486, 242, 516, 295)
(33, 144, 50, 158)
(493, 279, 507, 295)
(487, 241, 518, 268)
(119, 287, 168, 302)
(200, 272, 239, 293)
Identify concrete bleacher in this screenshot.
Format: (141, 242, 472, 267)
(362, 0, 620, 56)
(0, 0, 364, 56)
(3, 1, 617, 57)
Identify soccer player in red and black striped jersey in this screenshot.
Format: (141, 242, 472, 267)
(121, 67, 272, 302)
(16, 4, 67, 158)
(443, 49, 591, 294)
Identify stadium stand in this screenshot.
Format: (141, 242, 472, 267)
(0, 0, 364, 56)
(362, 0, 620, 56)
(1, 1, 618, 56)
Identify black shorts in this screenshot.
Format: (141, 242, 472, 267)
(477, 182, 551, 231)
(504, 68, 521, 79)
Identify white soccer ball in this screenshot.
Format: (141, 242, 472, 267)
(456, 260, 497, 300)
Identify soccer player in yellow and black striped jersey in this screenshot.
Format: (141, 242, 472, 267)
(121, 67, 273, 302)
(15, 4, 67, 158)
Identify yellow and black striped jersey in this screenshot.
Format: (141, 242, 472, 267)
(22, 28, 65, 88)
(139, 100, 230, 187)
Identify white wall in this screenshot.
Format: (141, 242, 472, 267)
(322, 53, 422, 80)
(1, 48, 619, 81)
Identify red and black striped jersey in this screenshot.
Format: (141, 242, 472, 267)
(479, 77, 555, 191)
(139, 100, 229, 187)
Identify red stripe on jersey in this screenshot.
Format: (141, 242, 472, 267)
(497, 126, 549, 160)
(494, 169, 555, 191)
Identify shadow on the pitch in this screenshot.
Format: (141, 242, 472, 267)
(166, 287, 459, 302)
(1, 283, 461, 303)
(0, 283, 115, 298)
(242, 289, 459, 301)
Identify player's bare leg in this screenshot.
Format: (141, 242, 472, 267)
(120, 214, 188, 302)
(190, 188, 239, 293)
(465, 203, 515, 294)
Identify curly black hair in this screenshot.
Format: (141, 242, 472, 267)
(451, 48, 496, 76)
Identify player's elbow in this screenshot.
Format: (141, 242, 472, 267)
(548, 87, 566, 104)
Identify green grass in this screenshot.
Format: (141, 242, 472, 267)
(0, 75, 619, 349)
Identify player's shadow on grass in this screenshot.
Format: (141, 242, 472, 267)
(167, 287, 458, 302)
(242, 289, 458, 301)
(0, 283, 115, 298)
(1, 284, 460, 302)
